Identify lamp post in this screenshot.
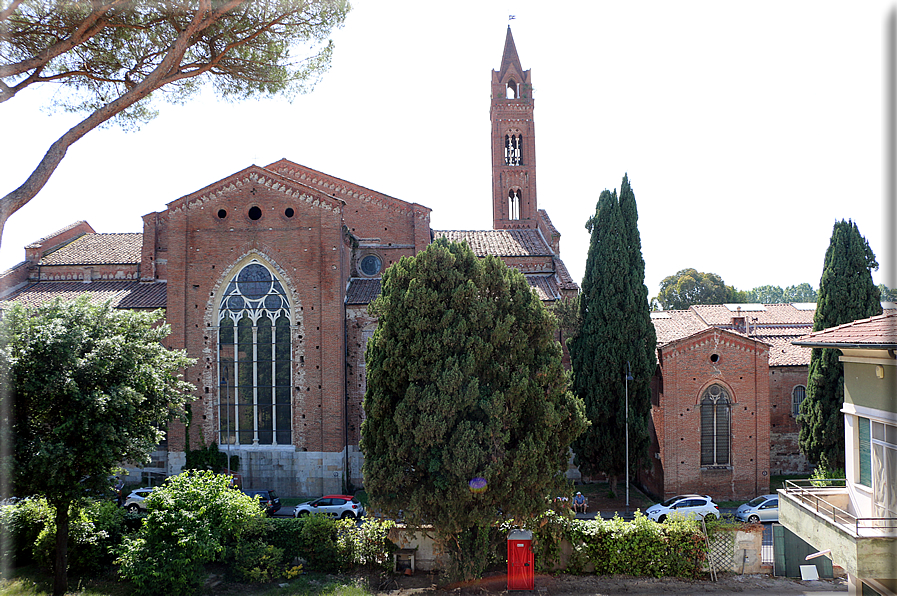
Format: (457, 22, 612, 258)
(625, 361, 634, 511)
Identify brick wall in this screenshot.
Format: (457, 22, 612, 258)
(769, 365, 811, 474)
(647, 328, 771, 501)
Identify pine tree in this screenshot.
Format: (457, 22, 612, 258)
(570, 175, 657, 491)
(360, 239, 586, 582)
(799, 220, 881, 469)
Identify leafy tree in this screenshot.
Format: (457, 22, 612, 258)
(745, 284, 785, 304)
(878, 283, 897, 302)
(360, 238, 587, 582)
(549, 293, 581, 347)
(0, 0, 349, 242)
(116, 470, 263, 595)
(570, 175, 656, 493)
(784, 283, 818, 303)
(799, 220, 881, 469)
(0, 298, 194, 595)
(726, 285, 750, 303)
(656, 268, 729, 310)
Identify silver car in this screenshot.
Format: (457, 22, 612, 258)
(735, 494, 778, 523)
(123, 487, 154, 513)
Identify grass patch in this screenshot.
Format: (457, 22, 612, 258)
(770, 474, 805, 492)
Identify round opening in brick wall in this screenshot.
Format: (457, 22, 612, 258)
(217, 208, 227, 219)
(248, 206, 262, 220)
(710, 353, 719, 363)
(285, 207, 295, 218)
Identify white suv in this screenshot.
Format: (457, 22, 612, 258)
(645, 494, 719, 522)
(294, 494, 365, 519)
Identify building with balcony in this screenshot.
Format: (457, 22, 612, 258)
(780, 312, 897, 596)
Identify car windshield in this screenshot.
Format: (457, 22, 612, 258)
(747, 496, 767, 507)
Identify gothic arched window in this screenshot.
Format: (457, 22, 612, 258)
(791, 385, 806, 417)
(218, 260, 291, 446)
(508, 188, 521, 220)
(700, 384, 730, 467)
(504, 134, 522, 166)
(506, 80, 518, 99)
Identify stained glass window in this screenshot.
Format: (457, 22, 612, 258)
(218, 261, 291, 446)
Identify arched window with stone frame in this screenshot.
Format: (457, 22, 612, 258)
(791, 385, 806, 417)
(700, 384, 731, 467)
(218, 259, 292, 446)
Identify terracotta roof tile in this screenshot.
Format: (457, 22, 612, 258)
(0, 280, 166, 309)
(764, 335, 812, 366)
(691, 303, 816, 327)
(40, 233, 142, 265)
(346, 278, 381, 305)
(25, 221, 92, 249)
(538, 210, 559, 238)
(552, 257, 578, 290)
(433, 229, 551, 257)
(651, 310, 710, 346)
(526, 275, 559, 301)
(793, 312, 897, 349)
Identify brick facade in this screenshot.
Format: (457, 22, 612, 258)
(0, 28, 577, 496)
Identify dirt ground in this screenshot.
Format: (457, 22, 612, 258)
(370, 570, 847, 595)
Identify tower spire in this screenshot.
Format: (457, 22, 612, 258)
(490, 27, 537, 230)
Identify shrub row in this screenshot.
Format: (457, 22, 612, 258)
(523, 510, 711, 577)
(0, 472, 395, 596)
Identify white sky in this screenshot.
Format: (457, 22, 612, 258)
(2, 1, 895, 297)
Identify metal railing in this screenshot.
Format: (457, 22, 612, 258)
(783, 479, 897, 536)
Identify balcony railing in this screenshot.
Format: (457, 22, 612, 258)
(783, 479, 897, 536)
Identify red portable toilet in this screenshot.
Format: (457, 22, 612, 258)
(507, 529, 534, 590)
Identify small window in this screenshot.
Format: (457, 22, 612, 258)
(506, 80, 518, 99)
(248, 206, 262, 220)
(858, 416, 871, 486)
(792, 385, 806, 417)
(508, 188, 521, 220)
(360, 254, 382, 276)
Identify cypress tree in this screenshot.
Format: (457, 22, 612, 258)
(570, 175, 657, 491)
(799, 219, 881, 469)
(360, 239, 587, 581)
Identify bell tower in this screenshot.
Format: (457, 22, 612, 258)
(491, 26, 537, 230)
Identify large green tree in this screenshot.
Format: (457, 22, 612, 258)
(570, 175, 656, 492)
(656, 268, 729, 310)
(799, 220, 882, 469)
(0, 298, 195, 595)
(783, 283, 818, 303)
(360, 239, 586, 582)
(0, 0, 349, 242)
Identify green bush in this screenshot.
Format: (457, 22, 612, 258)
(527, 511, 707, 578)
(116, 470, 262, 595)
(295, 514, 341, 571)
(336, 517, 396, 569)
(232, 539, 285, 582)
(33, 500, 127, 575)
(0, 497, 54, 566)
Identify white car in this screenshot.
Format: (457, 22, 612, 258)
(735, 494, 779, 523)
(645, 494, 719, 522)
(294, 494, 365, 519)
(123, 487, 155, 513)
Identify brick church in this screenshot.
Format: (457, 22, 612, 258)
(0, 28, 577, 496)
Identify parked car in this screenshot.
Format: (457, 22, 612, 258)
(645, 494, 719, 522)
(294, 494, 365, 519)
(735, 494, 779, 523)
(123, 487, 155, 513)
(242, 489, 281, 516)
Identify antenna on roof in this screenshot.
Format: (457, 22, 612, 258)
(509, 15, 516, 21)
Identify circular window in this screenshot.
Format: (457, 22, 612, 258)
(237, 263, 272, 300)
(248, 206, 262, 220)
(360, 254, 382, 276)
(217, 208, 227, 219)
(710, 353, 720, 363)
(284, 208, 295, 218)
